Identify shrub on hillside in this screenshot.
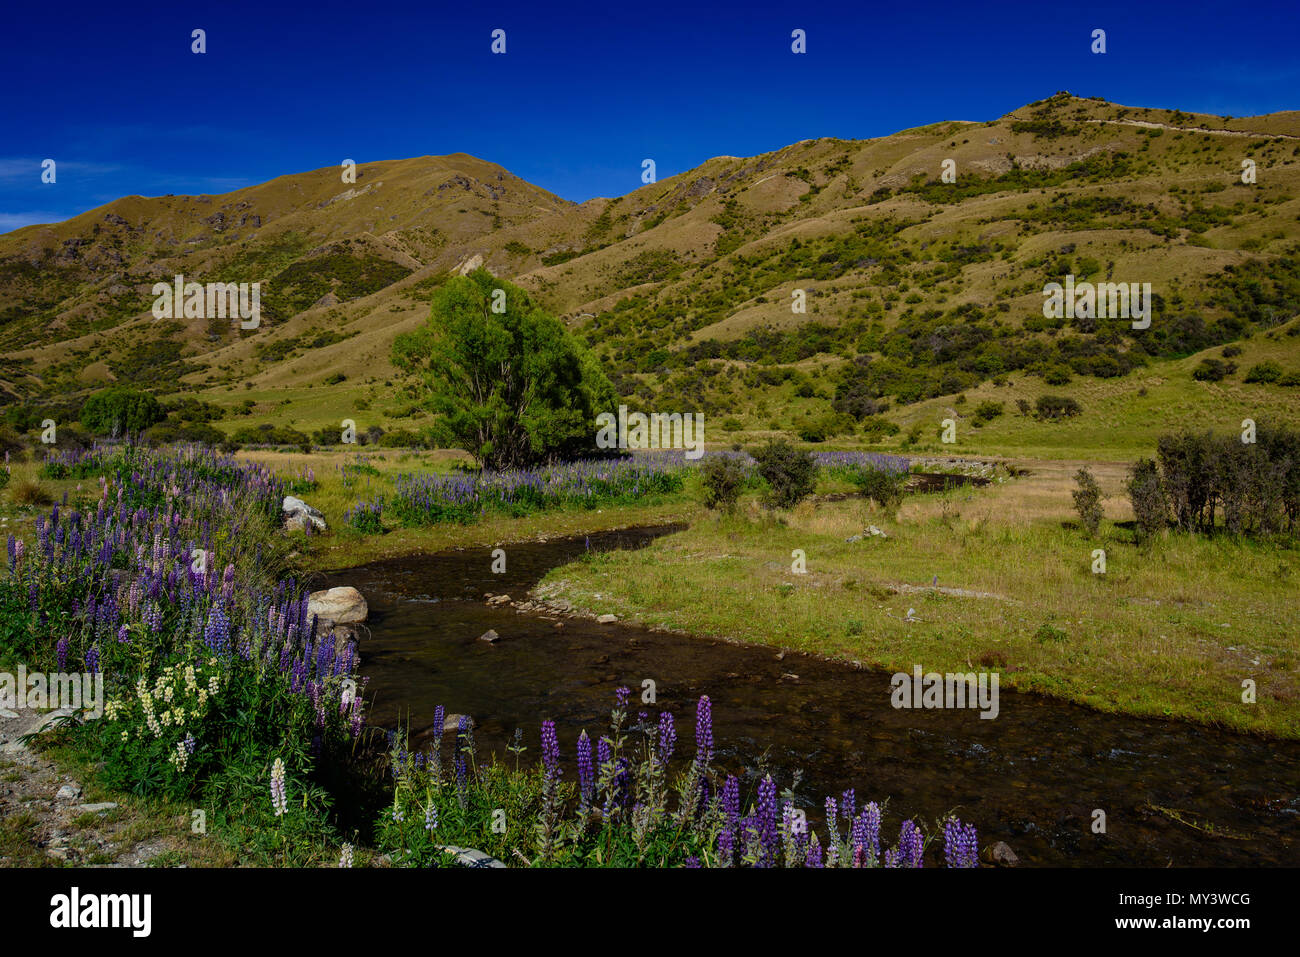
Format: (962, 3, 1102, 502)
(1035, 395, 1082, 420)
(1071, 467, 1105, 535)
(972, 401, 1004, 426)
(1192, 358, 1236, 382)
(751, 439, 816, 510)
(1243, 360, 1283, 383)
(700, 455, 746, 512)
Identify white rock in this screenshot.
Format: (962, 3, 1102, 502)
(308, 586, 368, 625)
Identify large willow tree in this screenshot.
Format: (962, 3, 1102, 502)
(392, 269, 616, 469)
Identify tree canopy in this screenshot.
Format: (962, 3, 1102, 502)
(392, 269, 616, 469)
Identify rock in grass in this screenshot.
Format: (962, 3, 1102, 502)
(308, 586, 368, 625)
(283, 495, 327, 532)
(437, 845, 506, 868)
(55, 784, 82, 802)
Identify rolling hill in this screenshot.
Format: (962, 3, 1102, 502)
(2, 92, 1298, 458)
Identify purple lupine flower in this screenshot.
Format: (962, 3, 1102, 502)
(717, 827, 735, 867)
(432, 705, 445, 747)
(757, 775, 779, 864)
(860, 802, 881, 865)
(841, 788, 856, 822)
(887, 819, 925, 868)
(615, 686, 630, 711)
(684, 856, 701, 868)
(694, 695, 713, 765)
(806, 842, 824, 868)
(56, 637, 68, 672)
(943, 817, 979, 869)
(721, 774, 741, 822)
(84, 645, 99, 675)
(657, 711, 676, 764)
(117, 624, 130, 643)
(576, 730, 594, 804)
(540, 719, 560, 779)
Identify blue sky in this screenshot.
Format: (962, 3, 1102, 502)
(2, 0, 1297, 232)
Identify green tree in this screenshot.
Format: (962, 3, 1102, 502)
(79, 387, 164, 436)
(392, 270, 616, 469)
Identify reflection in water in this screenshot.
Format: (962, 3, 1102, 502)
(321, 525, 1300, 867)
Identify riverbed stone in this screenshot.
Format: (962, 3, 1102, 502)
(478, 629, 500, 643)
(308, 586, 368, 625)
(983, 841, 1020, 866)
(596, 614, 617, 624)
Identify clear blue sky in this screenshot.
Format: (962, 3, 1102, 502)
(2, 0, 1297, 232)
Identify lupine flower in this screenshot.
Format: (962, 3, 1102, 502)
(576, 730, 594, 804)
(694, 695, 713, 765)
(540, 719, 560, 779)
(657, 711, 676, 764)
(944, 817, 979, 869)
(339, 843, 354, 868)
(270, 757, 288, 817)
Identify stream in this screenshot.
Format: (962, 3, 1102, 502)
(320, 524, 1300, 866)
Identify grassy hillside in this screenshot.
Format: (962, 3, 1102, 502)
(2, 93, 1297, 459)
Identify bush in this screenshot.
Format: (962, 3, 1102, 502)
(79, 387, 164, 436)
(1243, 360, 1283, 383)
(972, 400, 1004, 426)
(1042, 365, 1072, 386)
(1154, 424, 1300, 535)
(751, 439, 816, 510)
(1035, 395, 1082, 420)
(143, 421, 225, 446)
(700, 455, 746, 512)
(849, 467, 907, 511)
(1192, 358, 1235, 381)
(1071, 467, 1105, 535)
(1126, 458, 1167, 542)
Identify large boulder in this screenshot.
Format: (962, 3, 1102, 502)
(308, 586, 368, 625)
(283, 495, 326, 532)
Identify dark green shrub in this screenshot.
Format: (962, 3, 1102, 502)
(700, 455, 746, 512)
(1071, 467, 1105, 535)
(1192, 358, 1235, 381)
(972, 400, 1004, 425)
(849, 467, 907, 511)
(1244, 360, 1283, 383)
(1035, 395, 1082, 420)
(1126, 457, 1167, 542)
(751, 439, 816, 509)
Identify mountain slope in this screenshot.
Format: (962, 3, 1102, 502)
(2, 93, 1298, 454)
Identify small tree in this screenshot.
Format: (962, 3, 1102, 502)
(700, 455, 746, 513)
(1126, 458, 1167, 543)
(751, 439, 816, 510)
(1071, 467, 1105, 535)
